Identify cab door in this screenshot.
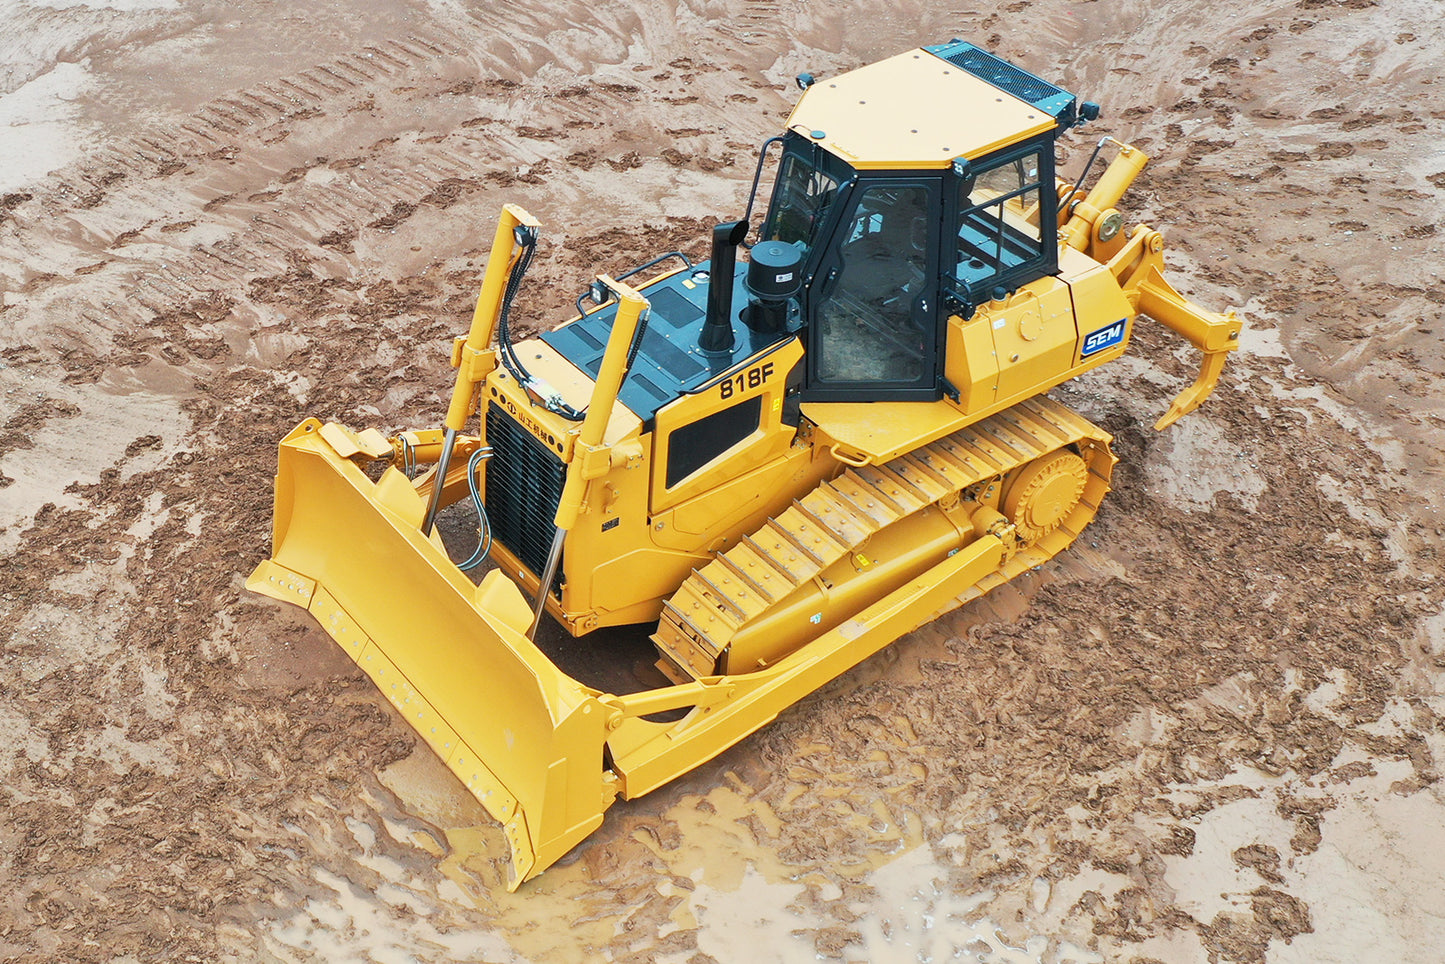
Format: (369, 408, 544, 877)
(803, 178, 942, 401)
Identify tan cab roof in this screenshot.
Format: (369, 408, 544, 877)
(787, 49, 1058, 170)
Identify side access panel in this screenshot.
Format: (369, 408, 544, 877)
(1062, 246, 1135, 369)
(988, 277, 1077, 399)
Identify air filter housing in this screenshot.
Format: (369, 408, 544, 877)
(743, 241, 803, 333)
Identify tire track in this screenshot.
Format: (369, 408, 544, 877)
(5, 4, 1445, 963)
(0, 35, 506, 381)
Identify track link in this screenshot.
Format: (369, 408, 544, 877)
(653, 397, 1116, 680)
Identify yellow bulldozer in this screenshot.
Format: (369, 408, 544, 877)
(249, 41, 1240, 888)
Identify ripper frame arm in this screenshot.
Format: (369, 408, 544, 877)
(1107, 225, 1242, 429)
(1063, 140, 1242, 430)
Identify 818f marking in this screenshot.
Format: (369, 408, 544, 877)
(719, 361, 775, 399)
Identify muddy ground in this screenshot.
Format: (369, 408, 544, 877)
(2, 0, 1444, 961)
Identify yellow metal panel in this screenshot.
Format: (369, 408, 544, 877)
(374, 464, 428, 531)
(801, 397, 968, 465)
(309, 583, 369, 665)
(944, 312, 999, 415)
(449, 738, 518, 825)
(246, 558, 316, 607)
(543, 452, 669, 629)
(984, 278, 1078, 399)
(788, 49, 1056, 169)
(1060, 247, 1135, 368)
(652, 446, 816, 541)
(649, 338, 803, 515)
(586, 545, 708, 623)
(474, 569, 534, 636)
(318, 422, 390, 460)
(308, 584, 468, 768)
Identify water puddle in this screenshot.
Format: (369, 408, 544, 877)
(687, 864, 811, 962)
(0, 59, 94, 191)
(848, 844, 1104, 964)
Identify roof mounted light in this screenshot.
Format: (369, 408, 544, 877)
(952, 156, 975, 193)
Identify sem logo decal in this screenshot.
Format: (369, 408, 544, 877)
(1081, 318, 1127, 357)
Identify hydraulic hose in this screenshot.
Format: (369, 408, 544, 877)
(457, 447, 494, 571)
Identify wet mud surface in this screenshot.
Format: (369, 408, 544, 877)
(2, 1, 1444, 961)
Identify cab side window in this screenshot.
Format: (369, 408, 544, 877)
(954, 149, 1049, 298)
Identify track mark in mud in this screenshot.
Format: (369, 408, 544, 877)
(4, 3, 1445, 962)
(0, 191, 33, 224)
(318, 227, 358, 252)
(367, 201, 417, 231)
(24, 32, 470, 224)
(0, 399, 81, 462)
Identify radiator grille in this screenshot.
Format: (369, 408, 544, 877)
(484, 402, 567, 586)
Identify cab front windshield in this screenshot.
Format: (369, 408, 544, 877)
(761, 151, 839, 258)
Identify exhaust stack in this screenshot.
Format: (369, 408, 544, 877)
(700, 220, 748, 353)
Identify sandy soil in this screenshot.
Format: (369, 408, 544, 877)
(3, 1, 1444, 961)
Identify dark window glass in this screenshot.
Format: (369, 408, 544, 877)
(954, 150, 1046, 293)
(666, 396, 763, 488)
(762, 153, 839, 259)
(814, 184, 932, 385)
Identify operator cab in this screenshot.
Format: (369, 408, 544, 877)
(760, 40, 1089, 403)
(538, 43, 1093, 430)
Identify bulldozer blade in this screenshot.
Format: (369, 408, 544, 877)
(247, 419, 617, 890)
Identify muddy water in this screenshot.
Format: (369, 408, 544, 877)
(4, 0, 1445, 961)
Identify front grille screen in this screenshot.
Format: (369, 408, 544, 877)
(484, 402, 567, 582)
